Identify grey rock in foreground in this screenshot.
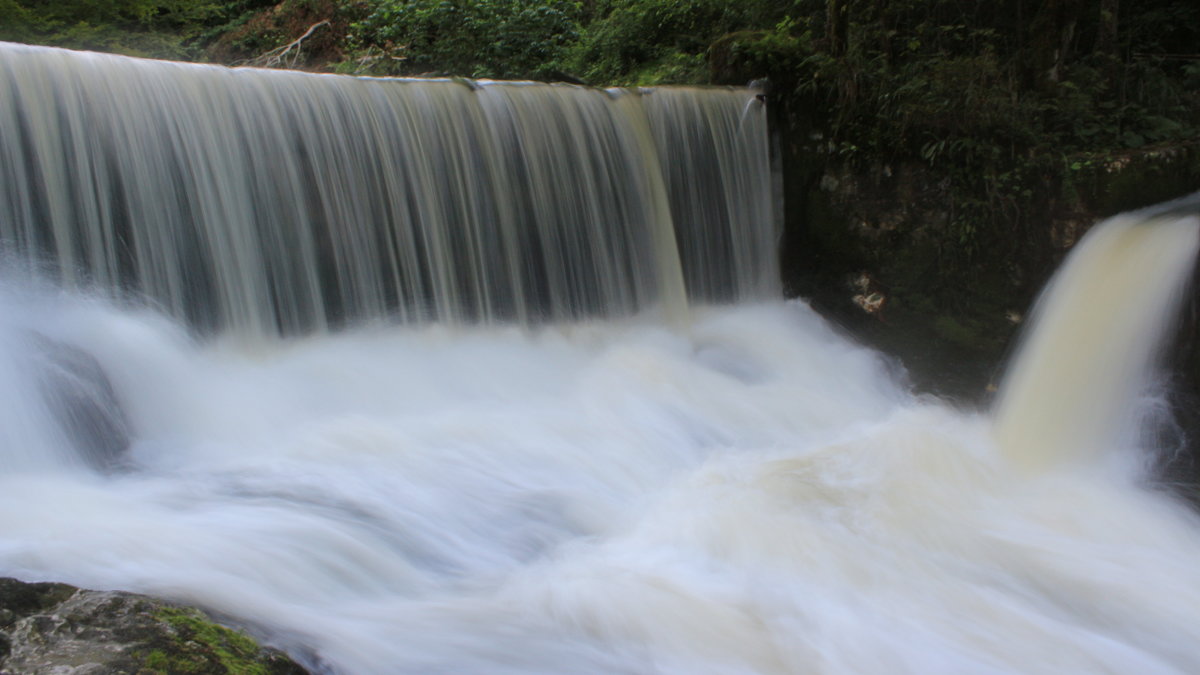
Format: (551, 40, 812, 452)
(0, 577, 309, 675)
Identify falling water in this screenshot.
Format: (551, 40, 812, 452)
(3, 42, 1200, 675)
(994, 203, 1200, 471)
(0, 42, 773, 335)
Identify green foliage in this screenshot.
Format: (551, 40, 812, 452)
(721, 17, 809, 72)
(561, 0, 791, 84)
(0, 0, 251, 61)
(625, 50, 707, 86)
(344, 0, 793, 83)
(0, 0, 305, 60)
(192, 0, 284, 46)
(350, 0, 582, 79)
(0, 0, 236, 58)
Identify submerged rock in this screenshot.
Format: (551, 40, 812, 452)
(0, 578, 308, 675)
(31, 334, 131, 472)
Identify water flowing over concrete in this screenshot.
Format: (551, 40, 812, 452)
(2, 43, 1200, 675)
(0, 42, 773, 335)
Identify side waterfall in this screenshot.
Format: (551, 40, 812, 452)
(994, 200, 1200, 471)
(2, 42, 1200, 675)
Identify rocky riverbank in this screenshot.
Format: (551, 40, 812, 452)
(0, 578, 309, 675)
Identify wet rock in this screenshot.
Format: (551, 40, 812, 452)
(30, 334, 131, 472)
(0, 578, 308, 675)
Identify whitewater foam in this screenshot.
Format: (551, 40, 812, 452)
(2, 284, 1200, 673)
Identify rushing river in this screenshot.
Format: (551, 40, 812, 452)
(2, 41, 1200, 674)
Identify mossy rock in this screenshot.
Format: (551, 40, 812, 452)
(0, 578, 308, 675)
(0, 578, 78, 628)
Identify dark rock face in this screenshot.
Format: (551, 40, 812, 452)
(777, 141, 1200, 395)
(0, 578, 309, 675)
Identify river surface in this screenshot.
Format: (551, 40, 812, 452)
(3, 282, 1200, 673)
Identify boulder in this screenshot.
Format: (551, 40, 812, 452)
(0, 578, 308, 675)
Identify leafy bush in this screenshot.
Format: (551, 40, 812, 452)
(0, 0, 226, 58)
(351, 0, 581, 79)
(562, 0, 791, 84)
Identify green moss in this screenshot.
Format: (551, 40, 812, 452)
(143, 649, 171, 669)
(139, 647, 208, 673)
(148, 607, 271, 675)
(931, 316, 972, 348)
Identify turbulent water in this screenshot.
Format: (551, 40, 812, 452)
(3, 42, 1200, 675)
(5, 284, 1200, 674)
(995, 210, 1200, 472)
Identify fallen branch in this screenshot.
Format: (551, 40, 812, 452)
(244, 20, 331, 69)
(348, 45, 408, 74)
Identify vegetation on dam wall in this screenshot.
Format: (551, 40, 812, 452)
(706, 2, 1200, 384)
(708, 2, 1198, 302)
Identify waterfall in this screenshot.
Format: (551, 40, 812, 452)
(4, 42, 1200, 675)
(0, 41, 774, 336)
(994, 198, 1200, 471)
